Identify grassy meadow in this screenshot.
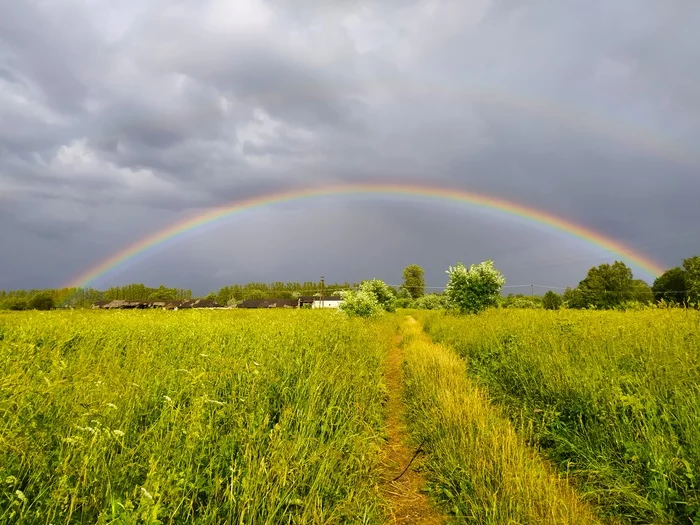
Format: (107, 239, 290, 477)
(421, 308, 700, 524)
(2, 306, 699, 524)
(0, 310, 392, 524)
(399, 316, 600, 524)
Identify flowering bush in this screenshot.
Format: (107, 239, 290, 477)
(445, 260, 506, 314)
(339, 289, 384, 318)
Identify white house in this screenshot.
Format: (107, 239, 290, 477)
(312, 296, 343, 309)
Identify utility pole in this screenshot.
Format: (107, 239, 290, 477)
(320, 276, 325, 308)
(531, 284, 534, 297)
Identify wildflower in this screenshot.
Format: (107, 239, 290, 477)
(16, 490, 27, 503)
(112, 430, 125, 437)
(5, 476, 17, 485)
(163, 395, 173, 403)
(140, 487, 153, 501)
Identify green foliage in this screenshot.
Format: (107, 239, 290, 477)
(1, 297, 28, 311)
(402, 265, 426, 299)
(216, 281, 355, 303)
(396, 287, 412, 300)
(339, 279, 396, 317)
(653, 267, 688, 304)
(359, 279, 396, 308)
(562, 287, 585, 309)
(575, 261, 638, 309)
(393, 298, 413, 309)
(499, 294, 543, 309)
(424, 308, 700, 524)
(501, 296, 542, 309)
(445, 260, 506, 314)
(631, 279, 654, 304)
(0, 310, 391, 523)
(684, 255, 700, 306)
(410, 294, 448, 310)
(27, 292, 54, 311)
(542, 290, 563, 310)
(338, 289, 384, 318)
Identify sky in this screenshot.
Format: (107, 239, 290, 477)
(1, 0, 699, 295)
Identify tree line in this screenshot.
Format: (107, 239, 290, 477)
(2, 255, 698, 311)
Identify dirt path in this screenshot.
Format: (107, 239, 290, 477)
(380, 329, 446, 524)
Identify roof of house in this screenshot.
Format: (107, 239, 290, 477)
(237, 298, 299, 308)
(180, 299, 221, 308)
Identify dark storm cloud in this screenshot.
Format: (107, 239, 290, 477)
(1, 0, 699, 292)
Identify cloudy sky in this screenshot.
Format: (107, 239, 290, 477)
(1, 0, 699, 294)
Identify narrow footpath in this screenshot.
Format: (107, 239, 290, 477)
(380, 331, 446, 524)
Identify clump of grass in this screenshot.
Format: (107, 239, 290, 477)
(400, 316, 601, 524)
(0, 309, 392, 524)
(422, 308, 700, 524)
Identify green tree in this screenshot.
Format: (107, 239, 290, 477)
(402, 264, 426, 298)
(631, 279, 654, 304)
(396, 286, 412, 300)
(684, 255, 700, 306)
(562, 287, 585, 309)
(576, 261, 636, 309)
(445, 260, 505, 314)
(28, 292, 55, 310)
(652, 267, 688, 304)
(542, 290, 563, 310)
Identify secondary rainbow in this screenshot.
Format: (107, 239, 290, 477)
(66, 183, 665, 288)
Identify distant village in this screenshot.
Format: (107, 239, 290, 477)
(91, 296, 344, 310)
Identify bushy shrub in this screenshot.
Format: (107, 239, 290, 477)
(394, 298, 413, 309)
(502, 297, 542, 309)
(339, 289, 384, 318)
(339, 279, 397, 317)
(542, 291, 563, 310)
(28, 292, 55, 311)
(445, 260, 506, 314)
(411, 294, 449, 310)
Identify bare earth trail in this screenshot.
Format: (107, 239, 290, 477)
(380, 326, 446, 524)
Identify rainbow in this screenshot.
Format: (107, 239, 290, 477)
(66, 183, 665, 288)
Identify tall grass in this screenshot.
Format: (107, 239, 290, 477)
(399, 316, 600, 524)
(422, 308, 700, 524)
(0, 310, 391, 524)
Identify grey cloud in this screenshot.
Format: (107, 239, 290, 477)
(1, 0, 699, 292)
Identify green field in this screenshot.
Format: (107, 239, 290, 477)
(0, 310, 392, 524)
(422, 308, 700, 524)
(1, 308, 699, 524)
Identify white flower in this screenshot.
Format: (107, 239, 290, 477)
(163, 396, 172, 403)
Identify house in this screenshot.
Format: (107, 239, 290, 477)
(236, 298, 299, 309)
(91, 299, 222, 309)
(298, 296, 344, 309)
(180, 299, 221, 309)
